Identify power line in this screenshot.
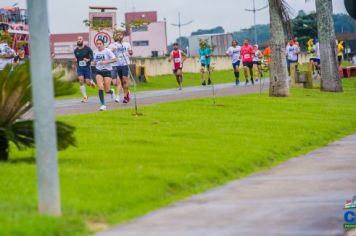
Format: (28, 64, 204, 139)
(171, 12, 193, 46)
(245, 0, 268, 44)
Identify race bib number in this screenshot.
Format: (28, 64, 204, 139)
(244, 54, 250, 59)
(174, 58, 182, 63)
(201, 56, 206, 61)
(79, 60, 87, 67)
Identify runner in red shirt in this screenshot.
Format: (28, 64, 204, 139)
(169, 42, 186, 90)
(241, 39, 255, 85)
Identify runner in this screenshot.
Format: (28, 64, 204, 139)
(109, 31, 133, 103)
(253, 44, 263, 82)
(292, 37, 301, 71)
(199, 39, 212, 86)
(307, 39, 317, 74)
(169, 42, 186, 90)
(240, 39, 255, 85)
(226, 40, 241, 85)
(74, 36, 95, 103)
(337, 40, 344, 66)
(314, 39, 321, 75)
(13, 46, 28, 67)
(0, 39, 16, 71)
(286, 39, 300, 76)
(92, 39, 117, 111)
(263, 46, 271, 67)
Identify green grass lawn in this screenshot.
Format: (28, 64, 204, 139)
(1, 79, 356, 235)
(59, 69, 269, 100)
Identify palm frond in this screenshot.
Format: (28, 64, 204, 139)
(5, 120, 76, 151)
(272, 0, 293, 37)
(0, 62, 77, 159)
(0, 62, 77, 126)
(0, 63, 32, 126)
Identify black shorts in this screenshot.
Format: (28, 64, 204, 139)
(338, 55, 342, 64)
(201, 63, 210, 69)
(243, 62, 253, 69)
(76, 66, 92, 79)
(112, 66, 129, 79)
(96, 69, 112, 78)
(310, 58, 320, 65)
(253, 61, 262, 66)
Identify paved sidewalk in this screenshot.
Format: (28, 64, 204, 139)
(55, 80, 269, 116)
(98, 134, 356, 236)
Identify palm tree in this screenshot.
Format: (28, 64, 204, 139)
(315, 0, 343, 92)
(0, 62, 76, 161)
(268, 0, 291, 97)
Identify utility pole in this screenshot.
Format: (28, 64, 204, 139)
(171, 12, 192, 47)
(27, 0, 61, 216)
(245, 0, 268, 44)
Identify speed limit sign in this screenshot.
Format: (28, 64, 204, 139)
(93, 31, 112, 47)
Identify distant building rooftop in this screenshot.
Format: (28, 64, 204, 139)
(89, 6, 117, 12)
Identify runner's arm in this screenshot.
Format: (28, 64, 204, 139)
(73, 49, 78, 62)
(226, 48, 231, 56)
(86, 47, 94, 62)
(128, 44, 133, 56)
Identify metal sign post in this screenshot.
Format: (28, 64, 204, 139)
(27, 0, 61, 216)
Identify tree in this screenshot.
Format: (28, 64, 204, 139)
(315, 0, 343, 92)
(233, 25, 270, 45)
(344, 0, 356, 19)
(333, 14, 356, 33)
(0, 63, 77, 161)
(292, 12, 318, 49)
(268, 0, 290, 97)
(191, 26, 225, 36)
(167, 36, 189, 54)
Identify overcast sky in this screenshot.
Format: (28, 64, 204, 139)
(2, 0, 348, 43)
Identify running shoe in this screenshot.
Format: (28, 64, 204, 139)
(178, 84, 183, 90)
(208, 78, 212, 85)
(235, 79, 240, 86)
(245, 80, 249, 85)
(81, 96, 88, 103)
(251, 78, 255, 85)
(123, 92, 131, 104)
(202, 80, 206, 86)
(99, 105, 107, 111)
(110, 89, 115, 100)
(115, 96, 120, 103)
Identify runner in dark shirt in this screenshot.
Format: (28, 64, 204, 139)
(74, 36, 95, 103)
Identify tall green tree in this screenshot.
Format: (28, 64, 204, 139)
(268, 0, 290, 97)
(315, 0, 343, 92)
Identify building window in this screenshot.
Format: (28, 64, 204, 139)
(133, 40, 149, 47)
(132, 26, 148, 32)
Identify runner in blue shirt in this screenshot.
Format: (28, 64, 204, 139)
(199, 40, 212, 86)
